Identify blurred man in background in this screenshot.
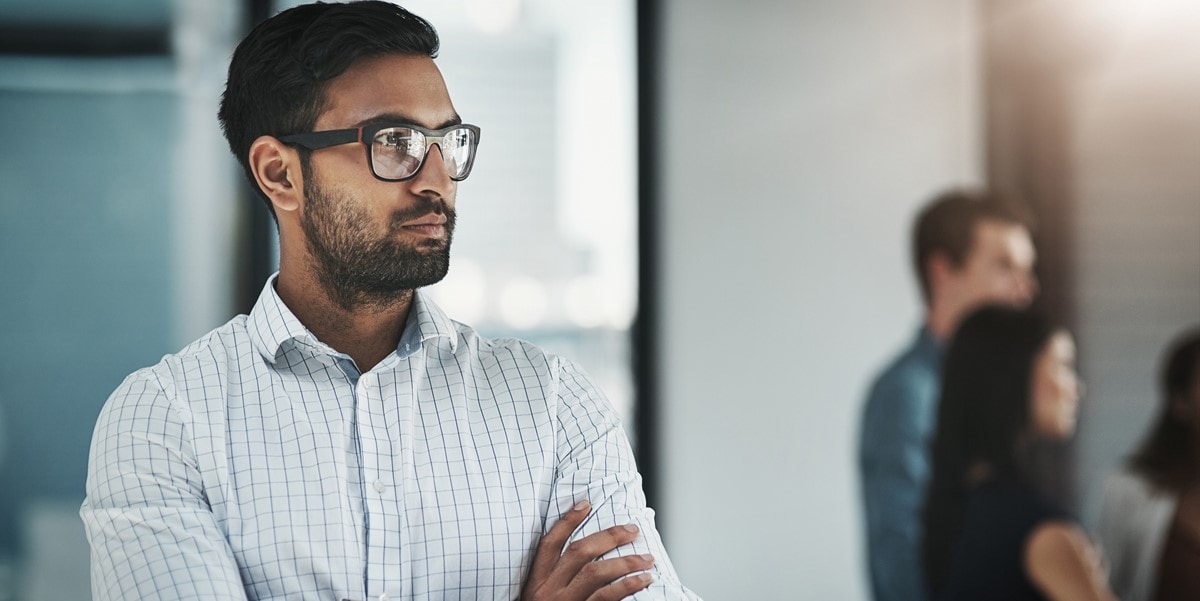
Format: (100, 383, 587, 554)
(859, 188, 1037, 601)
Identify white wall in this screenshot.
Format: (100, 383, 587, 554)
(658, 2, 981, 597)
(1067, 4, 1200, 524)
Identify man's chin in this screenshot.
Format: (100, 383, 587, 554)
(400, 270, 449, 291)
(414, 239, 450, 252)
(376, 260, 450, 291)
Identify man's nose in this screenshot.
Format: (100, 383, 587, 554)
(409, 144, 454, 198)
(1016, 271, 1039, 304)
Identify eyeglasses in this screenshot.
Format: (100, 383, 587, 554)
(278, 123, 481, 182)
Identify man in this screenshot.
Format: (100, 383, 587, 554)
(80, 3, 699, 600)
(858, 189, 1037, 601)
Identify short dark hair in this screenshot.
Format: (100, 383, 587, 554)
(922, 305, 1061, 594)
(912, 188, 1036, 303)
(217, 1, 440, 218)
(1128, 326, 1200, 492)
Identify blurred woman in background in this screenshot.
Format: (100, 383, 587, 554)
(922, 306, 1114, 600)
(1099, 326, 1200, 601)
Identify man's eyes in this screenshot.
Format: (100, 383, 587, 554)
(383, 133, 416, 147)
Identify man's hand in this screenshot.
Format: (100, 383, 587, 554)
(522, 500, 655, 601)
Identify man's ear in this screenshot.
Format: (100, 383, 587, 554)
(927, 251, 955, 290)
(248, 135, 304, 214)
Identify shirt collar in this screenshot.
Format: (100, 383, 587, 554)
(919, 325, 946, 359)
(247, 273, 459, 364)
(397, 287, 460, 358)
(247, 273, 314, 364)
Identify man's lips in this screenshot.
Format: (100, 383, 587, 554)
(399, 213, 448, 237)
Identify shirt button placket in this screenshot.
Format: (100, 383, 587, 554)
(356, 372, 384, 592)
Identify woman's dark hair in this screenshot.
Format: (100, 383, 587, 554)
(1127, 326, 1200, 492)
(922, 305, 1061, 594)
(217, 1, 440, 218)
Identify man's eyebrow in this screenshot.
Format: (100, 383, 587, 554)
(355, 113, 463, 129)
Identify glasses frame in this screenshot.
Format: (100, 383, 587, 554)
(278, 122, 481, 182)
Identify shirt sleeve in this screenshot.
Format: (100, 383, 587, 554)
(1097, 471, 1137, 599)
(1096, 470, 1176, 601)
(80, 370, 248, 601)
(859, 372, 933, 601)
(548, 358, 702, 600)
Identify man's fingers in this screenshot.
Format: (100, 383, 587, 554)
(523, 502, 649, 601)
(586, 571, 655, 601)
(527, 499, 592, 589)
(544, 523, 642, 592)
(568, 554, 654, 596)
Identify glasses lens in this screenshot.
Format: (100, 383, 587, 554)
(372, 127, 426, 180)
(370, 126, 477, 181)
(440, 127, 477, 180)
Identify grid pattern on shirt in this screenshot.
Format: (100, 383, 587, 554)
(81, 276, 701, 600)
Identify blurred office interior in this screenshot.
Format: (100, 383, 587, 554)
(0, 0, 1197, 599)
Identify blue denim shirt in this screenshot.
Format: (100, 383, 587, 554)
(859, 328, 942, 601)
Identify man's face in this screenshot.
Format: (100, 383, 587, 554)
(299, 53, 461, 309)
(944, 219, 1038, 316)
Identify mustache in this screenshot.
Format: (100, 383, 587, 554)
(389, 196, 455, 229)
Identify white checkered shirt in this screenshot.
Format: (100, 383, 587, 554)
(81, 275, 699, 601)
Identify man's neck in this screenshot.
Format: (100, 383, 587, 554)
(925, 296, 964, 343)
(925, 309, 953, 343)
(276, 268, 413, 372)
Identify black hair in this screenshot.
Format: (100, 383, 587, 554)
(217, 1, 440, 218)
(922, 305, 1061, 594)
(912, 188, 1036, 304)
(1127, 326, 1200, 492)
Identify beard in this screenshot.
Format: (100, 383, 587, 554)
(300, 173, 455, 312)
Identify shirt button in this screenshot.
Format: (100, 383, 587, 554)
(379, 594, 389, 601)
(373, 479, 387, 493)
